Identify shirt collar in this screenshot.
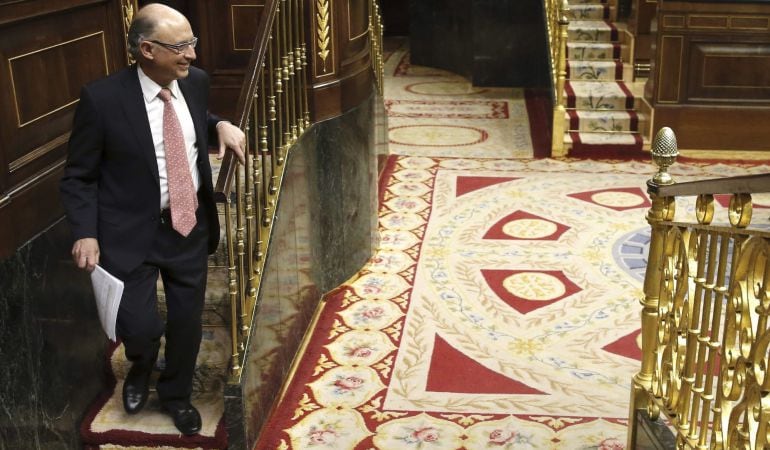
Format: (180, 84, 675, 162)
(137, 65, 181, 103)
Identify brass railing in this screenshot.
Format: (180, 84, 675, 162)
(544, 0, 569, 157)
(214, 0, 385, 381)
(628, 127, 770, 448)
(214, 0, 309, 380)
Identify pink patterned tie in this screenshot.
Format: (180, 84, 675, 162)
(158, 87, 197, 236)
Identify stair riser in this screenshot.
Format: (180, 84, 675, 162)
(566, 111, 639, 132)
(568, 5, 610, 20)
(567, 61, 623, 81)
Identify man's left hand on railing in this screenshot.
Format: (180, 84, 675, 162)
(216, 120, 246, 164)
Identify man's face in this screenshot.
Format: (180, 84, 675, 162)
(140, 17, 196, 86)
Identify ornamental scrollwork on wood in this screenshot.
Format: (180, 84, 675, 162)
(122, 0, 137, 64)
(316, 0, 331, 72)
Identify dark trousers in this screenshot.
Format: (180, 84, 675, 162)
(116, 205, 209, 406)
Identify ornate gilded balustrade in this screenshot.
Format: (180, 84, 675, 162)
(214, 0, 384, 382)
(544, 0, 569, 157)
(628, 127, 770, 448)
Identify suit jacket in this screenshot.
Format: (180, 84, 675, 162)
(60, 65, 221, 276)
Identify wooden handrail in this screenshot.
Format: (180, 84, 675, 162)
(651, 173, 770, 197)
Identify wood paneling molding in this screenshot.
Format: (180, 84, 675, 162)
(0, 0, 129, 258)
(9, 32, 108, 128)
(649, 0, 770, 153)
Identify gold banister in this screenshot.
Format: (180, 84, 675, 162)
(544, 0, 569, 157)
(214, 0, 384, 382)
(213, 0, 301, 382)
(628, 127, 770, 448)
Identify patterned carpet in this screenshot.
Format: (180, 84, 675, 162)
(383, 40, 534, 159)
(250, 39, 770, 449)
(255, 155, 770, 450)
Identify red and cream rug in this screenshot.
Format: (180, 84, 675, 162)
(383, 41, 534, 159)
(254, 156, 770, 449)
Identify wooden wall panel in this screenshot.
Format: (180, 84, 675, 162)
(308, 0, 374, 121)
(656, 35, 683, 103)
(0, 0, 131, 258)
(629, 0, 657, 70)
(191, 0, 264, 119)
(688, 42, 770, 102)
(649, 1, 770, 151)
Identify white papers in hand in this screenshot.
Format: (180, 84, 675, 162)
(90, 265, 124, 342)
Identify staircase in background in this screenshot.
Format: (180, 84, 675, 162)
(562, 0, 647, 158)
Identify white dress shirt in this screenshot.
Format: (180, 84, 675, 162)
(137, 66, 200, 210)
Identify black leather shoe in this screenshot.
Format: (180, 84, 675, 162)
(162, 402, 202, 436)
(122, 363, 153, 414)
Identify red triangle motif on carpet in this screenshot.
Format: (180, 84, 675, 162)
(426, 334, 547, 395)
(482, 210, 570, 241)
(455, 176, 520, 197)
(481, 269, 582, 314)
(602, 329, 643, 361)
(567, 187, 651, 212)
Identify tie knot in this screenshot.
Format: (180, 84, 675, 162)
(158, 88, 172, 102)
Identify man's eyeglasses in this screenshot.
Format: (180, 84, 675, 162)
(147, 37, 198, 54)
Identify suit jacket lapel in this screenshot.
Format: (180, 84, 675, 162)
(120, 66, 160, 187)
(177, 76, 206, 159)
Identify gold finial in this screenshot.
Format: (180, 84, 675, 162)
(651, 127, 678, 185)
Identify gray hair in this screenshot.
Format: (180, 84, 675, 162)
(127, 13, 156, 58)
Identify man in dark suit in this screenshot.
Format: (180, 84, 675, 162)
(59, 3, 244, 436)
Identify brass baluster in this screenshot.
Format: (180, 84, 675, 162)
(281, 0, 290, 164)
(256, 64, 269, 246)
(627, 128, 678, 448)
(300, 0, 310, 128)
(550, 0, 568, 157)
(273, 5, 284, 174)
(262, 60, 273, 226)
(687, 230, 718, 444)
(225, 200, 241, 378)
(243, 90, 258, 325)
(235, 130, 247, 345)
(286, 0, 297, 144)
(293, 0, 303, 135)
(705, 234, 730, 449)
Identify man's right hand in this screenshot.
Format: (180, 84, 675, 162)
(72, 238, 100, 272)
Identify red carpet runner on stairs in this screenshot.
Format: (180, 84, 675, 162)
(564, 0, 645, 158)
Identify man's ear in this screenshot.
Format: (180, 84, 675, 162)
(139, 41, 154, 60)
